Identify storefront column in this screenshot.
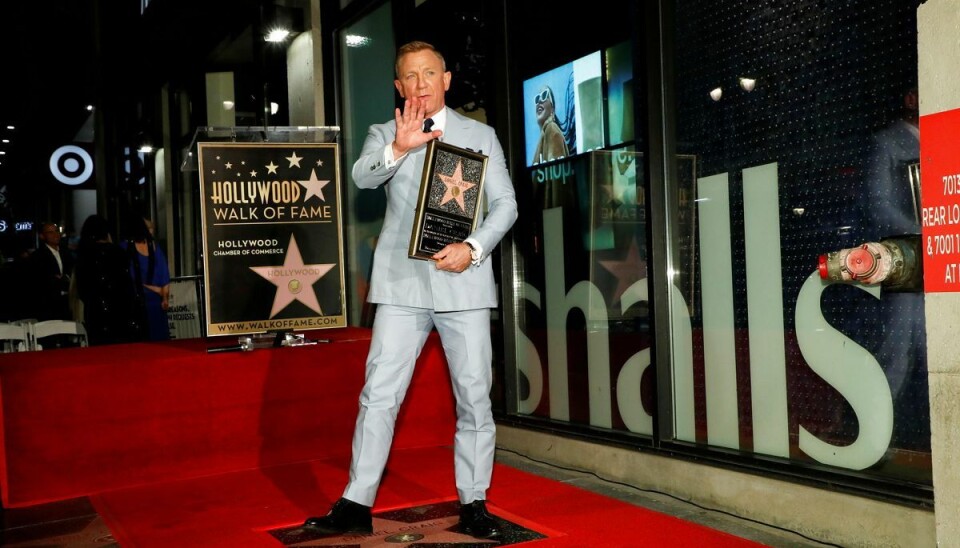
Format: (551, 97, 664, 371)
(917, 0, 960, 544)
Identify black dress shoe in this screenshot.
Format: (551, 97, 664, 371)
(303, 497, 373, 534)
(458, 500, 500, 538)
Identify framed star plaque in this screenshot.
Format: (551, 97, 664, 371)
(196, 140, 347, 336)
(409, 140, 488, 260)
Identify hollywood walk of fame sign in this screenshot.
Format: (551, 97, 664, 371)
(409, 140, 488, 260)
(197, 141, 346, 336)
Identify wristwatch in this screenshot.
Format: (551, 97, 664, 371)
(464, 240, 481, 264)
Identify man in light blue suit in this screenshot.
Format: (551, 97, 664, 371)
(304, 41, 517, 539)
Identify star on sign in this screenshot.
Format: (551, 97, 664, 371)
(599, 238, 647, 303)
(316, 159, 324, 166)
(225, 161, 233, 169)
(437, 160, 477, 213)
(249, 234, 335, 318)
(266, 161, 279, 174)
(286, 152, 303, 168)
(250, 170, 258, 177)
(297, 168, 331, 202)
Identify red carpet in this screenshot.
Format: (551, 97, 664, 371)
(0, 328, 455, 508)
(91, 445, 765, 547)
(2, 332, 765, 546)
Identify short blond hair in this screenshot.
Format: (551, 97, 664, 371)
(395, 41, 446, 78)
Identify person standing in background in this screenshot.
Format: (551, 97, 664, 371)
(28, 222, 73, 321)
(864, 85, 920, 236)
(862, 84, 928, 450)
(75, 214, 147, 345)
(121, 217, 171, 341)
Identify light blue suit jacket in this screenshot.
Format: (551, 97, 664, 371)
(352, 108, 518, 312)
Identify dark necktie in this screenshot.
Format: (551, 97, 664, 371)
(422, 118, 434, 133)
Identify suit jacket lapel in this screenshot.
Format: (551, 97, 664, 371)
(443, 109, 470, 148)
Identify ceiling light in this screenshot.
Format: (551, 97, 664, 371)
(5, 126, 13, 130)
(739, 77, 757, 92)
(86, 105, 94, 111)
(136, 130, 154, 154)
(709, 87, 723, 101)
(270, 102, 279, 115)
(1, 139, 8, 143)
(265, 29, 290, 42)
(222, 100, 235, 111)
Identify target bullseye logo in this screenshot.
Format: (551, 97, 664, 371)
(49, 145, 93, 186)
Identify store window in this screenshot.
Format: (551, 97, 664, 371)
(503, 0, 929, 491)
(337, 2, 396, 326)
(667, 0, 928, 484)
(505, 3, 650, 436)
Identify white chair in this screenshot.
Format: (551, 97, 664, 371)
(0, 323, 31, 353)
(11, 319, 38, 351)
(32, 320, 89, 349)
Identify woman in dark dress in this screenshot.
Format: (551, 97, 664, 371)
(75, 215, 147, 345)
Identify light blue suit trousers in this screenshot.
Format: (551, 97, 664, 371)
(343, 304, 494, 506)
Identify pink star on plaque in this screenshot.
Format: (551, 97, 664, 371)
(437, 160, 477, 213)
(297, 168, 331, 202)
(249, 234, 334, 318)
